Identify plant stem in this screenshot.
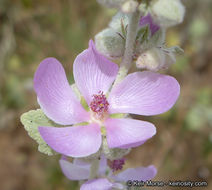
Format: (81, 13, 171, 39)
(113, 9, 141, 86)
(89, 159, 100, 179)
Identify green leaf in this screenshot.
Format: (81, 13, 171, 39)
(140, 26, 150, 44)
(20, 109, 60, 156)
(136, 26, 150, 43)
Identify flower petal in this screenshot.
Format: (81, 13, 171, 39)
(118, 140, 146, 149)
(73, 40, 118, 104)
(113, 165, 157, 182)
(81, 178, 113, 190)
(140, 14, 160, 36)
(105, 118, 156, 148)
(34, 57, 89, 125)
(108, 71, 180, 116)
(59, 159, 90, 180)
(38, 124, 102, 157)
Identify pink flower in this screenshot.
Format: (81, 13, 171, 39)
(59, 155, 157, 190)
(34, 40, 180, 158)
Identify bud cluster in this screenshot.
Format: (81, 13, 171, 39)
(96, 0, 185, 71)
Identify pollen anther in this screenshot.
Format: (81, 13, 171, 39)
(90, 91, 109, 118)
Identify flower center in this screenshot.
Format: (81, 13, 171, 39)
(108, 158, 126, 172)
(90, 91, 109, 120)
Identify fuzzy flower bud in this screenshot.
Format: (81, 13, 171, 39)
(136, 45, 183, 71)
(95, 28, 125, 59)
(109, 12, 129, 33)
(121, 0, 138, 13)
(150, 0, 185, 27)
(136, 47, 165, 71)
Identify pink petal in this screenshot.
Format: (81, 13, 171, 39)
(113, 165, 157, 182)
(73, 40, 118, 104)
(59, 159, 90, 180)
(81, 178, 113, 190)
(139, 14, 160, 36)
(105, 118, 156, 148)
(38, 124, 102, 157)
(108, 71, 180, 116)
(118, 140, 146, 149)
(34, 57, 89, 125)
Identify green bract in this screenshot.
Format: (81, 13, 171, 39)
(20, 109, 60, 156)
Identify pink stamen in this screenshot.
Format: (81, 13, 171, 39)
(109, 158, 126, 172)
(90, 91, 109, 117)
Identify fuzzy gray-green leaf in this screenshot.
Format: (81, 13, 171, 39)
(20, 109, 60, 156)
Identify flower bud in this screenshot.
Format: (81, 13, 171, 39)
(121, 0, 138, 13)
(139, 14, 160, 36)
(136, 47, 165, 71)
(95, 28, 125, 59)
(150, 0, 185, 27)
(109, 12, 129, 33)
(136, 45, 182, 71)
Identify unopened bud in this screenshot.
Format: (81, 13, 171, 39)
(95, 28, 125, 59)
(109, 12, 129, 33)
(136, 47, 165, 71)
(136, 45, 181, 71)
(150, 0, 185, 27)
(121, 0, 138, 13)
(139, 14, 160, 36)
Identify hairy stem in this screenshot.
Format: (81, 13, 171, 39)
(113, 9, 140, 86)
(89, 159, 100, 179)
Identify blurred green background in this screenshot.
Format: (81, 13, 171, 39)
(0, 0, 212, 189)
